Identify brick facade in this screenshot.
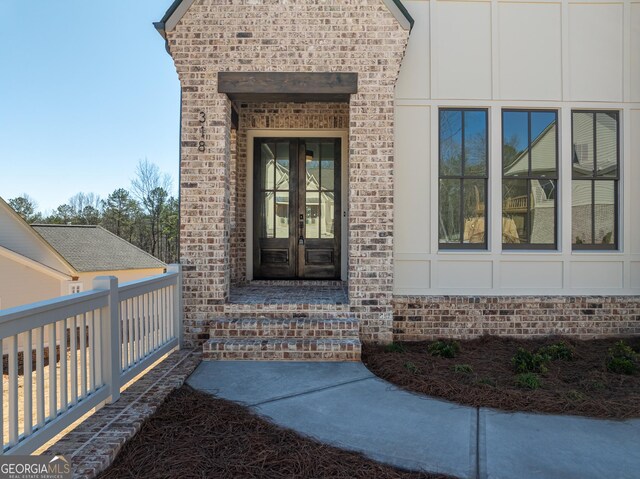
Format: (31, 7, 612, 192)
(393, 296, 640, 341)
(166, 0, 409, 347)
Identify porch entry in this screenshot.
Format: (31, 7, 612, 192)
(253, 137, 341, 279)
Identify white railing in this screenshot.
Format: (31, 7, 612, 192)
(0, 264, 182, 455)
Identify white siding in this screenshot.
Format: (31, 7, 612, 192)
(394, 0, 640, 295)
(0, 204, 71, 275)
(0, 255, 62, 310)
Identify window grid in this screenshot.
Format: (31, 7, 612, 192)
(572, 111, 620, 251)
(439, 108, 489, 250)
(502, 109, 558, 250)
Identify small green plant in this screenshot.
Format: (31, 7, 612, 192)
(512, 348, 549, 374)
(607, 357, 637, 375)
(404, 361, 420, 374)
(566, 389, 587, 402)
(385, 342, 407, 353)
(606, 341, 638, 375)
(538, 342, 574, 361)
(452, 364, 473, 374)
(476, 377, 497, 387)
(581, 379, 606, 391)
(515, 372, 542, 389)
(428, 340, 460, 359)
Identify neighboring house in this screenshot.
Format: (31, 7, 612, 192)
(154, 0, 640, 357)
(0, 197, 166, 310)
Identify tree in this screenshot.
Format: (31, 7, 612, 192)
(102, 188, 139, 239)
(47, 204, 76, 224)
(68, 192, 102, 224)
(159, 196, 179, 263)
(131, 160, 173, 257)
(8, 195, 42, 223)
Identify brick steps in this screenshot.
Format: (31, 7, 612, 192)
(203, 338, 361, 361)
(205, 316, 361, 361)
(210, 318, 359, 339)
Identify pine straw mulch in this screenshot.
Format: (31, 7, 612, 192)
(362, 335, 640, 419)
(98, 385, 450, 479)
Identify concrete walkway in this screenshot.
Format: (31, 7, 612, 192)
(187, 361, 640, 479)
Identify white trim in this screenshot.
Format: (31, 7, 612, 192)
(0, 244, 73, 281)
(246, 129, 349, 281)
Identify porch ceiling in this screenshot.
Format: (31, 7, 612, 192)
(217, 72, 358, 103)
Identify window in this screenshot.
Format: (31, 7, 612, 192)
(69, 282, 83, 294)
(502, 110, 558, 249)
(438, 109, 488, 249)
(571, 111, 619, 250)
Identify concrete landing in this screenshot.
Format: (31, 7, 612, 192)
(187, 361, 640, 479)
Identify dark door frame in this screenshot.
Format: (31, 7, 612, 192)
(252, 137, 342, 280)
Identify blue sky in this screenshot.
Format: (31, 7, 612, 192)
(0, 1, 179, 212)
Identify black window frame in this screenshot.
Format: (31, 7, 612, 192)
(571, 110, 620, 251)
(438, 108, 489, 250)
(501, 109, 559, 250)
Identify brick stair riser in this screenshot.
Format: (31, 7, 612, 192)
(203, 350, 360, 361)
(211, 329, 358, 339)
(209, 320, 359, 339)
(223, 306, 352, 318)
(203, 338, 361, 362)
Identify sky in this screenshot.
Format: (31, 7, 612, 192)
(0, 1, 180, 213)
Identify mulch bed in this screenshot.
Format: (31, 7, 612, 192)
(362, 335, 640, 419)
(98, 385, 449, 479)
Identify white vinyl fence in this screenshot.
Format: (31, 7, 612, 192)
(0, 265, 182, 455)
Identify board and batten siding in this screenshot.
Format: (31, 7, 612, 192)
(393, 0, 640, 295)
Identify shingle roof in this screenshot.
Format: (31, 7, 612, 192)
(31, 225, 166, 272)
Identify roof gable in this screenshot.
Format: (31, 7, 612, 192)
(31, 225, 166, 272)
(0, 197, 75, 276)
(154, 0, 414, 39)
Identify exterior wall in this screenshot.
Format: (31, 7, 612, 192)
(0, 255, 63, 309)
(77, 268, 166, 292)
(394, 0, 640, 296)
(393, 296, 640, 340)
(0, 203, 71, 275)
(166, 0, 409, 346)
(231, 102, 350, 285)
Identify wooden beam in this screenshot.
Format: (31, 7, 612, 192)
(218, 72, 357, 103)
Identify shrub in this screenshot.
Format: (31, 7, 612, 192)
(476, 377, 497, 387)
(385, 342, 407, 353)
(452, 364, 473, 374)
(538, 342, 574, 361)
(606, 341, 638, 375)
(607, 357, 637, 375)
(515, 372, 542, 389)
(428, 340, 460, 359)
(404, 362, 420, 374)
(512, 348, 549, 374)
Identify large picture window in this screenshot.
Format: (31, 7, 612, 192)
(502, 110, 558, 249)
(571, 111, 619, 250)
(439, 109, 488, 249)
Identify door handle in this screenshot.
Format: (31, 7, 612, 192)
(299, 214, 304, 244)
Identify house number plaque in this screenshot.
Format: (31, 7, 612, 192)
(198, 111, 206, 152)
